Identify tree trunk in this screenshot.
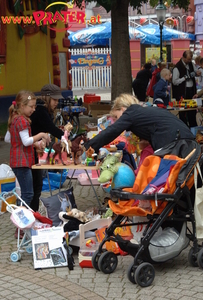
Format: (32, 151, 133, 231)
(111, 0, 132, 102)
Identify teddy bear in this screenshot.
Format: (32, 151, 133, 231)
(59, 208, 90, 232)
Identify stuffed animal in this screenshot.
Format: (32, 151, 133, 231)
(59, 208, 90, 232)
(85, 146, 97, 166)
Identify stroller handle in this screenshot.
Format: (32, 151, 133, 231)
(110, 188, 178, 201)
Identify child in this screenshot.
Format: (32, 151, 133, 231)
(153, 68, 171, 107)
(5, 90, 50, 209)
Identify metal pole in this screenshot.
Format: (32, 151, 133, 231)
(160, 22, 163, 62)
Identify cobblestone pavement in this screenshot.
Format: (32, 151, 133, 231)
(1, 140, 203, 300)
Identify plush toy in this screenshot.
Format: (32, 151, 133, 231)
(85, 146, 97, 166)
(59, 208, 90, 232)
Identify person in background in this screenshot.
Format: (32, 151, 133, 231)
(197, 57, 203, 89)
(151, 58, 157, 73)
(193, 87, 203, 99)
(172, 50, 201, 127)
(132, 63, 152, 102)
(30, 84, 64, 212)
(147, 62, 167, 98)
(194, 55, 201, 69)
(4, 91, 50, 237)
(153, 68, 171, 107)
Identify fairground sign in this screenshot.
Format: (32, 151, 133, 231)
(1, 1, 102, 32)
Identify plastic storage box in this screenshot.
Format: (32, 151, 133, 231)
(84, 93, 101, 104)
(77, 173, 99, 186)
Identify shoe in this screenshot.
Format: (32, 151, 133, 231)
(14, 228, 24, 239)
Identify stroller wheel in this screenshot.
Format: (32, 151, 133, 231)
(197, 248, 203, 269)
(135, 262, 155, 287)
(98, 251, 118, 274)
(10, 252, 20, 262)
(188, 247, 198, 267)
(92, 249, 106, 271)
(127, 262, 137, 284)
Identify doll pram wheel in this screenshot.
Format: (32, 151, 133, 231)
(188, 247, 198, 267)
(127, 262, 137, 284)
(197, 248, 203, 269)
(134, 262, 155, 287)
(10, 251, 21, 262)
(98, 251, 118, 274)
(92, 249, 106, 271)
(26, 244, 33, 254)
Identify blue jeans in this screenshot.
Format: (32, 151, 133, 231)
(12, 167, 34, 207)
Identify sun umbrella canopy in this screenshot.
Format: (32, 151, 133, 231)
(137, 24, 195, 42)
(68, 22, 195, 47)
(68, 22, 160, 46)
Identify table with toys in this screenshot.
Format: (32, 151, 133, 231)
(168, 98, 203, 118)
(32, 163, 102, 207)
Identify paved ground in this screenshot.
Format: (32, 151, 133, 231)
(1, 89, 203, 300)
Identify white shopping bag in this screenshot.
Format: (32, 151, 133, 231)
(194, 163, 203, 239)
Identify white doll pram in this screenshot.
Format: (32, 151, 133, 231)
(0, 189, 35, 262)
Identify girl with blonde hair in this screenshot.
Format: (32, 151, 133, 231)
(5, 90, 50, 238)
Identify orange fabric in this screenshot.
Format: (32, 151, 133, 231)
(109, 155, 189, 217)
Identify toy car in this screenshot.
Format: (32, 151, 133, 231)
(180, 100, 197, 108)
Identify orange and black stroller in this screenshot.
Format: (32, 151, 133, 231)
(92, 139, 203, 287)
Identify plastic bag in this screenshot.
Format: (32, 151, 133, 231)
(0, 164, 15, 178)
(42, 170, 68, 191)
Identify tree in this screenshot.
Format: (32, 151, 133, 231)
(75, 0, 190, 101)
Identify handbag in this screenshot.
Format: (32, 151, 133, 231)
(10, 205, 35, 229)
(194, 162, 203, 239)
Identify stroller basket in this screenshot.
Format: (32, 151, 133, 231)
(92, 139, 203, 287)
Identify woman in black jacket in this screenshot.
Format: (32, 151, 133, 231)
(30, 84, 64, 211)
(84, 94, 194, 153)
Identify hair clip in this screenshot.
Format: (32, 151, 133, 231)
(28, 96, 31, 100)
(12, 101, 16, 106)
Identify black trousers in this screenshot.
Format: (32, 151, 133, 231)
(30, 169, 43, 212)
(179, 87, 197, 128)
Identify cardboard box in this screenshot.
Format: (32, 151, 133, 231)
(83, 103, 111, 118)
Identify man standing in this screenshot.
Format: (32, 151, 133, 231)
(172, 50, 201, 127)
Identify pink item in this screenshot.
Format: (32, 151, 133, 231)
(134, 145, 154, 177)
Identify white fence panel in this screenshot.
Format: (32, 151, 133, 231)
(70, 48, 112, 90)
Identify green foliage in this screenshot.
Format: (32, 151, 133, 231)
(74, 0, 190, 13)
(149, 0, 190, 10)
